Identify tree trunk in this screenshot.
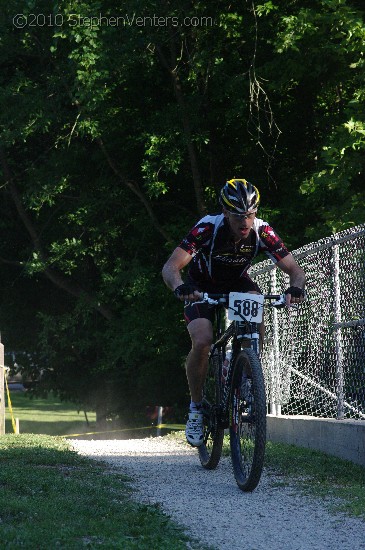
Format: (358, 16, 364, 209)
(156, 35, 207, 216)
(95, 404, 108, 432)
(172, 71, 207, 216)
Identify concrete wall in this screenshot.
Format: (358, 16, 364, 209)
(266, 414, 365, 467)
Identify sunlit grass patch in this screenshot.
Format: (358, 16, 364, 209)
(5, 391, 96, 436)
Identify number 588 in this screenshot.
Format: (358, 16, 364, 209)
(234, 299, 259, 318)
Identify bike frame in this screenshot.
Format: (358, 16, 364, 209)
(207, 293, 283, 425)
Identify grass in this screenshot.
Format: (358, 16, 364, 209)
(5, 390, 97, 436)
(0, 434, 197, 549)
(264, 441, 365, 518)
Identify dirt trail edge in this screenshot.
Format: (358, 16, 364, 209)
(70, 437, 365, 550)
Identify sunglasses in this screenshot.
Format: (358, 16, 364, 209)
(228, 210, 257, 220)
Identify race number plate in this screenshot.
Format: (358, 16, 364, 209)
(228, 293, 264, 323)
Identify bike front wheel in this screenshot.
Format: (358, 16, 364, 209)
(229, 349, 266, 491)
(198, 352, 224, 469)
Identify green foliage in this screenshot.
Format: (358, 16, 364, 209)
(254, 0, 365, 242)
(141, 132, 183, 198)
(256, 2, 278, 17)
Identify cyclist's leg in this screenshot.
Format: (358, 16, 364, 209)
(183, 301, 215, 447)
(186, 318, 213, 403)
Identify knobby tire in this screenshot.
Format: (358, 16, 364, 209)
(198, 352, 224, 469)
(230, 349, 266, 491)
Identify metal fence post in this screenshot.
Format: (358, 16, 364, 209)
(0, 337, 5, 434)
(333, 242, 345, 420)
(270, 268, 281, 416)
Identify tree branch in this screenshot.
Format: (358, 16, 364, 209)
(96, 138, 172, 243)
(0, 256, 25, 267)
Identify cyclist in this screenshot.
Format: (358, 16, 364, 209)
(162, 179, 305, 446)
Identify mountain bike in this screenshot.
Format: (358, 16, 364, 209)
(197, 291, 285, 492)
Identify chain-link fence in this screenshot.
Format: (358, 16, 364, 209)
(250, 223, 365, 420)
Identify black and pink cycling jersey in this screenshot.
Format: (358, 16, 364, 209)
(179, 214, 290, 292)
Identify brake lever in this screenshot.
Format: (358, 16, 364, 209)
(201, 292, 219, 305)
(271, 294, 287, 309)
(271, 293, 305, 309)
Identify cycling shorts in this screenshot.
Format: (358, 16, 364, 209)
(183, 275, 261, 326)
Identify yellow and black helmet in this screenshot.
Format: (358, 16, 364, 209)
(219, 178, 260, 213)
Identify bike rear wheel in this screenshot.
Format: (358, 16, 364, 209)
(229, 349, 266, 491)
(198, 352, 224, 469)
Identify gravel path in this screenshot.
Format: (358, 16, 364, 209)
(70, 437, 365, 550)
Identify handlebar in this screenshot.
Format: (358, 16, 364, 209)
(198, 292, 287, 309)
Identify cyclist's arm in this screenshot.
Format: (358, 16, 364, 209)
(162, 247, 200, 301)
(276, 254, 306, 306)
